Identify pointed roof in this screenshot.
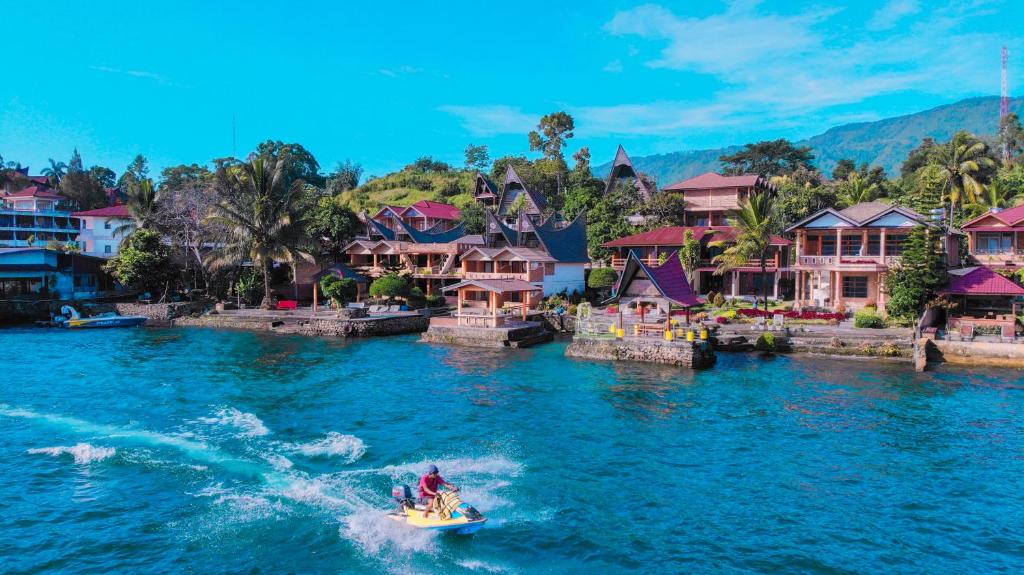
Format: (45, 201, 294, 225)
(3, 186, 63, 199)
(367, 218, 397, 240)
(961, 205, 1024, 228)
(605, 145, 653, 201)
(940, 266, 1024, 296)
(496, 165, 547, 216)
(393, 218, 467, 244)
(312, 262, 368, 283)
(474, 172, 499, 199)
(785, 202, 926, 232)
(407, 200, 461, 220)
(611, 249, 702, 307)
(484, 209, 519, 245)
(522, 210, 589, 263)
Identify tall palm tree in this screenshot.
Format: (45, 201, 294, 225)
(836, 173, 878, 208)
(932, 134, 996, 221)
(964, 181, 1023, 218)
(114, 179, 160, 238)
(711, 191, 776, 312)
(206, 157, 313, 308)
(42, 159, 67, 186)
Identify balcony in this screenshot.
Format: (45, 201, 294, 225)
(970, 249, 1024, 266)
(797, 255, 901, 269)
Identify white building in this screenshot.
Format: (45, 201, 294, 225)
(73, 204, 133, 257)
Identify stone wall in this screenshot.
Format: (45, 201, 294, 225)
(420, 322, 551, 348)
(301, 315, 428, 338)
(114, 301, 208, 324)
(925, 339, 1024, 369)
(566, 337, 716, 369)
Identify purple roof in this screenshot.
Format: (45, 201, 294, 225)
(940, 267, 1024, 296)
(614, 250, 703, 307)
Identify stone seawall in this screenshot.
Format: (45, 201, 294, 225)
(924, 339, 1024, 369)
(113, 301, 208, 326)
(420, 322, 552, 348)
(300, 315, 429, 338)
(566, 337, 716, 369)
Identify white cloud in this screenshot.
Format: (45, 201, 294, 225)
(868, 0, 921, 31)
(90, 65, 166, 83)
(378, 65, 422, 78)
(437, 105, 536, 136)
(603, 59, 624, 73)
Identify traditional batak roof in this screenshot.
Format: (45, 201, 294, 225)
(785, 202, 926, 232)
(496, 165, 547, 216)
(461, 246, 557, 263)
(443, 278, 542, 294)
(663, 172, 773, 192)
(3, 186, 64, 199)
(602, 226, 790, 248)
(605, 145, 654, 201)
(312, 262, 368, 283)
(611, 249, 702, 307)
(484, 210, 519, 245)
(393, 218, 467, 244)
(474, 172, 499, 199)
(367, 218, 397, 240)
(524, 210, 589, 263)
(961, 205, 1024, 229)
(72, 204, 131, 218)
(940, 266, 1024, 296)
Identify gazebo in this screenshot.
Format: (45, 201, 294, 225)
(311, 263, 369, 311)
(939, 267, 1024, 339)
(443, 278, 542, 328)
(607, 250, 703, 329)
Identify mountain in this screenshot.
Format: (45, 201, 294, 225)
(596, 96, 1023, 186)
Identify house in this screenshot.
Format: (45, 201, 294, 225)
(0, 247, 115, 300)
(473, 172, 500, 208)
(786, 201, 959, 311)
(368, 199, 461, 233)
(442, 278, 542, 328)
(72, 204, 133, 257)
(938, 266, 1024, 340)
(604, 145, 654, 201)
(0, 187, 81, 248)
(601, 226, 792, 300)
(494, 166, 547, 221)
(608, 250, 702, 317)
(960, 205, 1024, 269)
(662, 172, 775, 226)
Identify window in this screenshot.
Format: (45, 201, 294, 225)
(842, 276, 869, 299)
(104, 219, 112, 230)
(976, 232, 1013, 254)
(104, 245, 112, 254)
(820, 236, 836, 256)
(886, 234, 908, 256)
(544, 263, 555, 276)
(866, 235, 881, 256)
(841, 235, 862, 256)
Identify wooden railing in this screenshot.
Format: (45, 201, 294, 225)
(798, 255, 901, 267)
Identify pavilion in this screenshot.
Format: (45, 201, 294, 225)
(443, 278, 542, 328)
(607, 250, 703, 324)
(939, 266, 1024, 339)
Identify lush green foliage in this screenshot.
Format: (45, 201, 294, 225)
(720, 139, 814, 176)
(755, 332, 776, 352)
(456, 201, 487, 235)
(712, 192, 777, 311)
(103, 229, 179, 295)
(307, 197, 361, 261)
(678, 229, 702, 284)
(587, 267, 618, 289)
(853, 308, 886, 328)
(319, 275, 357, 306)
(885, 226, 945, 319)
(368, 273, 409, 300)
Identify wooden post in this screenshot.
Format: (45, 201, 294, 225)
(312, 280, 318, 314)
(836, 228, 843, 260)
(880, 228, 888, 260)
(521, 296, 527, 321)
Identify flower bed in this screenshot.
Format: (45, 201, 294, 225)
(737, 308, 845, 321)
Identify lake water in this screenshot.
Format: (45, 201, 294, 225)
(1, 327, 1022, 574)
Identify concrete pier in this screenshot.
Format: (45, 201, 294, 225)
(420, 318, 552, 348)
(565, 336, 716, 369)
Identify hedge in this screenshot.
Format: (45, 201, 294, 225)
(737, 308, 845, 321)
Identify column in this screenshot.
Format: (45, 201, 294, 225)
(731, 271, 739, 298)
(773, 272, 780, 300)
(861, 230, 869, 256)
(836, 228, 843, 261)
(373, 254, 379, 268)
(834, 271, 842, 309)
(880, 228, 887, 261)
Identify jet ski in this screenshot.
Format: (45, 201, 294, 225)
(386, 485, 487, 535)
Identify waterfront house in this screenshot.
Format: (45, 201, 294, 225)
(0, 187, 81, 249)
(662, 172, 776, 226)
(72, 204, 132, 257)
(937, 266, 1024, 340)
(369, 200, 461, 233)
(442, 278, 542, 327)
(960, 205, 1024, 269)
(608, 250, 702, 319)
(601, 226, 792, 300)
(786, 201, 959, 311)
(0, 247, 114, 300)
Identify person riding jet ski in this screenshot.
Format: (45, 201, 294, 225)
(419, 464, 458, 519)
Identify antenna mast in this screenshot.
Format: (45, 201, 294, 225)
(1001, 46, 1010, 163)
(232, 114, 237, 159)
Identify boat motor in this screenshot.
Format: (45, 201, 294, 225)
(392, 485, 414, 509)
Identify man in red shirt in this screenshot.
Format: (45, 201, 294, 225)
(419, 464, 458, 518)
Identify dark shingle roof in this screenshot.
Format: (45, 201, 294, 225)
(526, 211, 589, 263)
(394, 218, 467, 244)
(612, 249, 702, 307)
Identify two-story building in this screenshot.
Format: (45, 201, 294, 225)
(787, 201, 959, 311)
(601, 226, 792, 300)
(0, 187, 80, 248)
(0, 247, 115, 300)
(72, 204, 133, 257)
(369, 200, 461, 233)
(662, 172, 776, 226)
(960, 205, 1024, 269)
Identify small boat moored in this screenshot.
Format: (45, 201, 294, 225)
(55, 306, 148, 329)
(386, 485, 487, 535)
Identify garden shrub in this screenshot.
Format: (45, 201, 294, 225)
(588, 268, 618, 289)
(854, 308, 885, 329)
(755, 332, 776, 352)
(425, 294, 448, 308)
(712, 293, 726, 308)
(319, 275, 357, 307)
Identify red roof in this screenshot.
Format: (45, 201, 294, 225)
(961, 205, 1024, 229)
(3, 186, 63, 199)
(28, 176, 50, 185)
(940, 267, 1024, 296)
(602, 226, 790, 248)
(408, 200, 460, 220)
(663, 172, 762, 191)
(73, 204, 132, 217)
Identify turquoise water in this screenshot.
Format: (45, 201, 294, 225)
(1, 327, 1022, 574)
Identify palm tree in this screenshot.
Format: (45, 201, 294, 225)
(42, 159, 67, 186)
(114, 179, 160, 238)
(964, 181, 1023, 220)
(932, 133, 996, 221)
(711, 191, 776, 312)
(836, 173, 878, 208)
(206, 157, 313, 309)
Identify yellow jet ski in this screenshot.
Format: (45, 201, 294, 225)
(387, 485, 487, 535)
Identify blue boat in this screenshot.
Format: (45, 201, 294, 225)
(57, 306, 148, 329)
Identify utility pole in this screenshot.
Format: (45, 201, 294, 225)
(1001, 46, 1010, 163)
(232, 114, 237, 159)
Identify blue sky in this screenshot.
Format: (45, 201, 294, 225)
(1, 0, 1021, 180)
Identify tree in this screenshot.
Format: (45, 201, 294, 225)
(884, 225, 944, 319)
(307, 197, 361, 261)
(368, 273, 408, 301)
(42, 159, 68, 186)
(254, 140, 324, 187)
(117, 154, 150, 196)
(711, 192, 776, 311)
(587, 183, 641, 262)
(457, 201, 487, 235)
(901, 138, 937, 178)
(772, 177, 837, 228)
(159, 163, 211, 193)
(836, 173, 879, 208)
(930, 132, 996, 221)
(831, 159, 857, 182)
(998, 112, 1024, 163)
(155, 182, 220, 291)
(719, 139, 814, 176)
(60, 170, 108, 210)
(68, 148, 84, 173)
(964, 181, 1022, 219)
(103, 228, 179, 297)
(115, 179, 160, 237)
(464, 144, 490, 171)
(678, 229, 702, 286)
(206, 157, 315, 308)
(638, 192, 687, 227)
(88, 166, 116, 188)
(319, 275, 357, 307)
(528, 111, 575, 164)
(327, 160, 362, 193)
(587, 267, 618, 290)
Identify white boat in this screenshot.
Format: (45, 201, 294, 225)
(56, 305, 148, 329)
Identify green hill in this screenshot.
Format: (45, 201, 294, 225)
(596, 96, 1023, 185)
(336, 165, 476, 213)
